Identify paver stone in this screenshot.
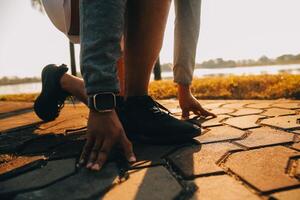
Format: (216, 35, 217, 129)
(260, 115, 300, 130)
(191, 175, 261, 200)
(195, 126, 245, 143)
(0, 158, 76, 195)
(225, 115, 265, 129)
(102, 166, 182, 200)
(234, 127, 295, 148)
(167, 143, 241, 178)
(224, 146, 300, 192)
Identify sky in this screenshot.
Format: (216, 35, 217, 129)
(0, 0, 300, 78)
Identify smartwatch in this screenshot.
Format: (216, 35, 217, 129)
(88, 92, 116, 112)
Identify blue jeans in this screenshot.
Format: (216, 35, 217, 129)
(80, 0, 201, 95)
(173, 0, 201, 85)
(80, 0, 125, 95)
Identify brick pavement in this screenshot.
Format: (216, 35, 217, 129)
(0, 100, 300, 199)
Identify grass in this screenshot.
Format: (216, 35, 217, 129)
(0, 74, 300, 102)
(0, 93, 38, 102)
(149, 74, 300, 100)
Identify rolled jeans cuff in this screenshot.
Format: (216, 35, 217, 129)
(83, 65, 120, 95)
(173, 64, 193, 85)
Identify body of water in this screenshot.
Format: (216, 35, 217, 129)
(1, 64, 300, 95)
(162, 64, 300, 78)
(0, 82, 42, 95)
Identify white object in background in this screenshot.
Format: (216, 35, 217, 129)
(41, 0, 80, 44)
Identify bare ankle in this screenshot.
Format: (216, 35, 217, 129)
(59, 74, 71, 91)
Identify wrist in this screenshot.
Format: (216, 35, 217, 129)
(178, 84, 192, 97)
(89, 107, 115, 113)
(89, 108, 117, 119)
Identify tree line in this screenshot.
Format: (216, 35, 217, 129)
(161, 53, 300, 71)
(0, 77, 40, 86)
(1, 53, 300, 85)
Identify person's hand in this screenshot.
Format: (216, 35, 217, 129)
(79, 109, 136, 171)
(178, 84, 217, 120)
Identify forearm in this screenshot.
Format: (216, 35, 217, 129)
(80, 0, 126, 95)
(178, 82, 191, 92)
(178, 83, 192, 100)
(173, 0, 201, 85)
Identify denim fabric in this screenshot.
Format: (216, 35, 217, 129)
(173, 0, 201, 85)
(79, 0, 126, 95)
(79, 0, 201, 93)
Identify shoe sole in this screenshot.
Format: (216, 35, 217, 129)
(34, 65, 68, 121)
(126, 126, 201, 145)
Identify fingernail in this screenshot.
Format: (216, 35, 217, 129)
(91, 164, 100, 171)
(86, 162, 93, 168)
(79, 159, 84, 164)
(77, 161, 83, 167)
(129, 155, 136, 162)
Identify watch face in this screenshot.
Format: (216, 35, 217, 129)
(94, 93, 116, 112)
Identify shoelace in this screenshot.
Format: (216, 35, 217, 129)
(57, 99, 65, 112)
(149, 100, 173, 116)
(57, 92, 73, 113)
(125, 96, 174, 117)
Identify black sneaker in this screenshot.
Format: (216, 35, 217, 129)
(118, 95, 201, 144)
(34, 64, 70, 122)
